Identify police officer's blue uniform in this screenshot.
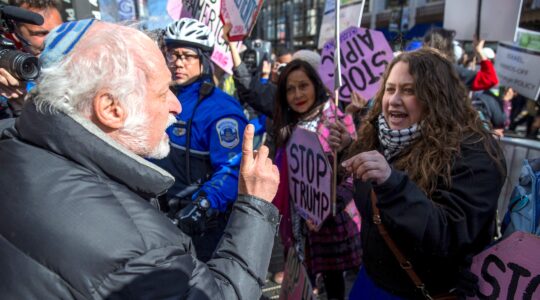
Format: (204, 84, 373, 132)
(152, 78, 247, 261)
(156, 79, 247, 210)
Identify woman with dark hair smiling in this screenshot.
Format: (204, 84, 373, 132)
(340, 48, 506, 299)
(271, 59, 361, 300)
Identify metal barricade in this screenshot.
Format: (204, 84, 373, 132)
(497, 137, 540, 222)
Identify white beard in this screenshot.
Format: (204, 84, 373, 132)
(146, 114, 176, 159)
(117, 112, 176, 159)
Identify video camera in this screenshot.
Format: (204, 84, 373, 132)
(242, 39, 272, 74)
(0, 5, 43, 81)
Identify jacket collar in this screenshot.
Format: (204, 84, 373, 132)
(15, 102, 174, 198)
(177, 79, 202, 96)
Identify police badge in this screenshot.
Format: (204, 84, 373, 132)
(216, 118, 240, 148)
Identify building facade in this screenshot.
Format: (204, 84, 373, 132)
(251, 0, 540, 50)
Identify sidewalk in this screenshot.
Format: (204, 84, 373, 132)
(261, 236, 357, 300)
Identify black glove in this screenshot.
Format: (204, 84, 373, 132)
(176, 197, 214, 235)
(455, 255, 479, 299)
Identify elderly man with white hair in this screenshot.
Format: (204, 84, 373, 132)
(0, 19, 280, 299)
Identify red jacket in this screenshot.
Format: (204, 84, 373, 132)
(471, 59, 499, 91)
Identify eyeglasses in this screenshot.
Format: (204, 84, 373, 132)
(166, 51, 200, 65)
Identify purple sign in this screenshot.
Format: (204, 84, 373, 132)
(286, 128, 332, 230)
(469, 231, 540, 299)
(319, 26, 393, 102)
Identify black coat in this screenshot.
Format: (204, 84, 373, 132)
(0, 102, 279, 299)
(473, 91, 506, 129)
(354, 138, 505, 298)
(233, 62, 276, 118)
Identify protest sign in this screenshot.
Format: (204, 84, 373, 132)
(469, 231, 540, 299)
(220, 0, 264, 41)
(320, 26, 393, 102)
(62, 0, 101, 21)
(444, 0, 523, 41)
(166, 0, 241, 73)
(516, 28, 540, 51)
(495, 42, 540, 100)
(318, 0, 365, 49)
(279, 248, 315, 300)
(286, 128, 332, 229)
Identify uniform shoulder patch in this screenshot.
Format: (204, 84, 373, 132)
(216, 118, 240, 148)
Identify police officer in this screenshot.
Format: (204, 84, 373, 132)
(153, 18, 248, 262)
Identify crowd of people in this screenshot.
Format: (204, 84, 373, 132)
(1, 1, 534, 299)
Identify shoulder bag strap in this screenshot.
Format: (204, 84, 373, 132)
(370, 190, 434, 300)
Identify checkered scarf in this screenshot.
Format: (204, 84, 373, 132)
(377, 114, 421, 160)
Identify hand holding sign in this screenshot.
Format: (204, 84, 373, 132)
(221, 0, 263, 41)
(222, 22, 232, 43)
(342, 150, 391, 185)
(238, 124, 280, 202)
(326, 120, 352, 152)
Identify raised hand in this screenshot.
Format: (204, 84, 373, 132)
(238, 124, 280, 202)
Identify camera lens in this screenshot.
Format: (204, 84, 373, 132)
(0, 49, 40, 81)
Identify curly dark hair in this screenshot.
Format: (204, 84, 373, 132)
(271, 59, 328, 149)
(347, 48, 504, 196)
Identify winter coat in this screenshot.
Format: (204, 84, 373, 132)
(152, 80, 247, 212)
(0, 102, 279, 300)
(233, 62, 276, 118)
(454, 59, 498, 91)
(353, 137, 505, 298)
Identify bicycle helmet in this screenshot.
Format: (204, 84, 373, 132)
(165, 18, 215, 53)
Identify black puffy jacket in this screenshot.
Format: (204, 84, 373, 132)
(233, 62, 276, 118)
(0, 102, 279, 299)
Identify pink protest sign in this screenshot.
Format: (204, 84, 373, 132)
(468, 231, 540, 299)
(166, 0, 239, 74)
(319, 26, 393, 102)
(286, 127, 332, 230)
(220, 0, 263, 42)
(279, 248, 315, 300)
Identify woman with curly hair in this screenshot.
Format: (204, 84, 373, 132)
(340, 48, 506, 299)
(271, 59, 362, 300)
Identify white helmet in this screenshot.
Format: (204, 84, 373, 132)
(165, 18, 215, 53)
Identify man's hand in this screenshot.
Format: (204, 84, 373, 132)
(0, 68, 25, 99)
(342, 150, 391, 185)
(238, 124, 279, 202)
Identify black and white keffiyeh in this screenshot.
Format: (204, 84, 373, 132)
(377, 114, 421, 160)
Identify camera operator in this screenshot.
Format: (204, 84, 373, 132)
(0, 0, 62, 118)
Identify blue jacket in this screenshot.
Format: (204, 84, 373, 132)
(154, 80, 247, 212)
